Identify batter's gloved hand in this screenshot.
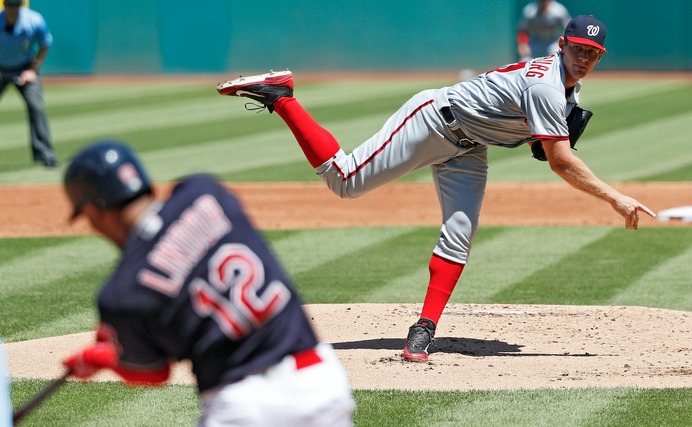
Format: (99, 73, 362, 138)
(63, 342, 119, 379)
(532, 106, 593, 161)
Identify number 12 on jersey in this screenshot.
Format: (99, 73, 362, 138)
(190, 243, 291, 339)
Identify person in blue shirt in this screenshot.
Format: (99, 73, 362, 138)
(0, 0, 58, 168)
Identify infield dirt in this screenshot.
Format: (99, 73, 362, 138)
(3, 181, 692, 390)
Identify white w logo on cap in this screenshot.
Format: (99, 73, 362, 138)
(587, 25, 600, 36)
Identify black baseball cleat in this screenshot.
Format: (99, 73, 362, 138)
(403, 318, 436, 362)
(217, 70, 294, 113)
(42, 159, 61, 169)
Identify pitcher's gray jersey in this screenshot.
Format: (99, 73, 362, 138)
(447, 51, 578, 148)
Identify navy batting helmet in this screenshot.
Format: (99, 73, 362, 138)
(64, 140, 152, 219)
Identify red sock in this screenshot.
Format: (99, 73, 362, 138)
(420, 254, 465, 325)
(274, 97, 341, 168)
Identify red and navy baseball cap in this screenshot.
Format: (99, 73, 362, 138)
(564, 15, 607, 53)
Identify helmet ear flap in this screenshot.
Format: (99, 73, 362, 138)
(64, 140, 152, 220)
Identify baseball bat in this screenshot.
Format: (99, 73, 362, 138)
(12, 370, 71, 424)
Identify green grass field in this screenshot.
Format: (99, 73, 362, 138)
(2, 75, 692, 426)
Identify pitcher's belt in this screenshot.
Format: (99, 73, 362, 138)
(440, 106, 476, 145)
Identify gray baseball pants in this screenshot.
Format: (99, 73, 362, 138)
(315, 89, 488, 264)
(0, 68, 56, 163)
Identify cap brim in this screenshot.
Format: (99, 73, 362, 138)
(567, 37, 607, 53)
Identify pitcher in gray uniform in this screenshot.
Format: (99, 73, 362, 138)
(217, 15, 655, 362)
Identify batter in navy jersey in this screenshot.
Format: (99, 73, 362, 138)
(62, 140, 354, 426)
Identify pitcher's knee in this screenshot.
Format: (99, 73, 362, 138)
(318, 171, 369, 199)
(324, 182, 367, 199)
(434, 211, 478, 263)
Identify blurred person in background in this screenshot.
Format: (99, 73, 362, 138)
(0, 0, 58, 168)
(517, 0, 571, 61)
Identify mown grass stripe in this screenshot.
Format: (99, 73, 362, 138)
(365, 265, 430, 303)
(293, 227, 436, 303)
(42, 86, 215, 121)
(576, 112, 692, 181)
(270, 227, 416, 277)
(0, 237, 117, 296)
(0, 166, 63, 183)
(453, 226, 614, 303)
(489, 228, 692, 306)
(607, 243, 692, 311)
(585, 84, 692, 138)
(0, 236, 68, 265)
(0, 96, 236, 149)
(446, 388, 621, 426)
(587, 388, 692, 426)
(0, 88, 426, 184)
(119, 113, 391, 182)
(486, 111, 692, 182)
(69, 384, 200, 427)
(0, 87, 218, 146)
(353, 388, 680, 426)
(364, 227, 507, 303)
(0, 108, 398, 184)
(0, 83, 210, 116)
(9, 309, 98, 343)
(2, 283, 99, 342)
(1, 77, 436, 124)
(10, 380, 199, 426)
(0, 237, 116, 293)
(218, 159, 319, 182)
(640, 161, 692, 181)
(3, 78, 692, 186)
(0, 79, 419, 150)
(580, 80, 690, 107)
(1, 265, 110, 342)
(0, 237, 115, 341)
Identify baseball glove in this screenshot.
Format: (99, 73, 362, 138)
(531, 106, 593, 161)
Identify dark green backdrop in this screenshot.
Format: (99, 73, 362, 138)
(31, 0, 692, 75)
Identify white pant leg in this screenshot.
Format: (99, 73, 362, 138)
(431, 144, 488, 264)
(199, 343, 355, 427)
(315, 89, 464, 199)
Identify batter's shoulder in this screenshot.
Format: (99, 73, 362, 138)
(22, 8, 48, 25)
(172, 174, 225, 195)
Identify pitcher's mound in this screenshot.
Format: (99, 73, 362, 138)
(304, 303, 692, 391)
(7, 304, 692, 391)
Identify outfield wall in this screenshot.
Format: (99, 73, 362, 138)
(31, 0, 692, 75)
